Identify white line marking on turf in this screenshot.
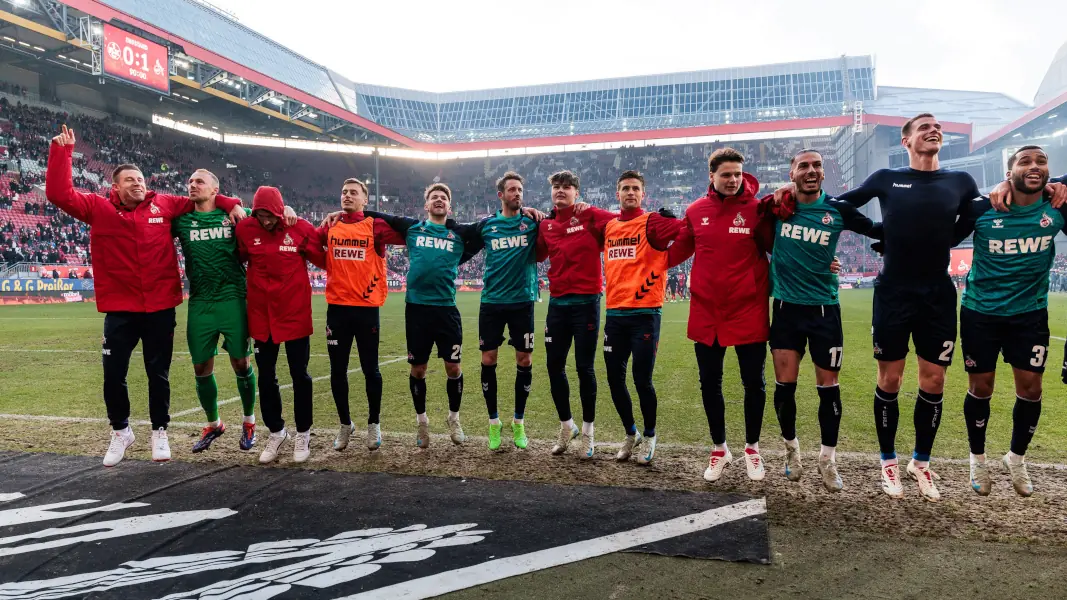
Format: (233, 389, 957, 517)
(0, 493, 24, 502)
(333, 498, 766, 600)
(170, 356, 408, 418)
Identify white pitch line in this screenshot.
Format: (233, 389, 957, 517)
(170, 356, 408, 417)
(335, 498, 766, 600)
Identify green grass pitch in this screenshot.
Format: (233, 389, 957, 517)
(3, 289, 1067, 461)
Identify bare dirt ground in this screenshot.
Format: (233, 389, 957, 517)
(4, 418, 1067, 599)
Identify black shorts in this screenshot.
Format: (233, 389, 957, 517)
(479, 301, 535, 352)
(960, 307, 1049, 374)
(405, 303, 464, 365)
(667, 279, 678, 293)
(872, 277, 957, 366)
(769, 300, 844, 371)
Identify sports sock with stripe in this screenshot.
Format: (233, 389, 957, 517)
(963, 391, 991, 456)
(816, 384, 842, 447)
(447, 373, 464, 413)
(873, 386, 899, 461)
(235, 367, 257, 418)
(481, 364, 498, 419)
(195, 373, 219, 423)
(1010, 395, 1042, 456)
(514, 364, 532, 420)
(773, 381, 798, 441)
(913, 389, 944, 463)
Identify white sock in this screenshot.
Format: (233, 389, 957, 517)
(880, 457, 897, 467)
(745, 442, 759, 453)
(820, 445, 836, 461)
(581, 421, 594, 435)
(416, 413, 429, 425)
(489, 417, 501, 425)
(208, 420, 221, 429)
(713, 443, 728, 454)
(513, 418, 524, 424)
(913, 459, 929, 469)
(1007, 451, 1024, 465)
(562, 418, 575, 431)
(970, 453, 986, 465)
(448, 410, 459, 421)
(783, 437, 799, 450)
(243, 415, 255, 424)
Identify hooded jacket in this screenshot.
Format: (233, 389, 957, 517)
(236, 186, 326, 343)
(668, 172, 776, 347)
(45, 141, 240, 313)
(534, 204, 614, 298)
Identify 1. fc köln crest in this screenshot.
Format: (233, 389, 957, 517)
(733, 212, 745, 227)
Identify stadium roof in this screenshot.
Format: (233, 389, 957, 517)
(8, 0, 1039, 152)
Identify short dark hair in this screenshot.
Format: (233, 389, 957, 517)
(496, 171, 524, 194)
(342, 177, 368, 197)
(902, 113, 936, 137)
(112, 164, 142, 183)
(424, 182, 451, 201)
(549, 170, 580, 191)
(789, 148, 823, 167)
(1008, 145, 1047, 170)
(708, 148, 745, 173)
(616, 170, 645, 189)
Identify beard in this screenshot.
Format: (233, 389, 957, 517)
(1012, 172, 1049, 195)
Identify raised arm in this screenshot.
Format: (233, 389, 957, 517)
(837, 170, 884, 208)
(45, 129, 102, 224)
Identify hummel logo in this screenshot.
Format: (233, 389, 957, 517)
(604, 346, 612, 352)
(545, 337, 552, 343)
(992, 219, 1004, 229)
(891, 183, 912, 189)
(975, 419, 986, 428)
(482, 383, 489, 392)
(523, 384, 531, 392)
(701, 217, 709, 226)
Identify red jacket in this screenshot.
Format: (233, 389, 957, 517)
(535, 204, 614, 297)
(45, 141, 239, 313)
(669, 173, 775, 347)
(236, 187, 326, 343)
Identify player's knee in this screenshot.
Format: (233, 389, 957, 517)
(410, 364, 428, 379)
(876, 368, 903, 392)
(515, 352, 532, 368)
(968, 374, 995, 398)
(815, 369, 839, 387)
(193, 361, 213, 377)
(444, 362, 462, 378)
(231, 357, 251, 375)
(481, 350, 498, 367)
(1016, 378, 1043, 401)
(919, 370, 946, 393)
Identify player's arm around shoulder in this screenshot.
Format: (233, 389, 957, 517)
(836, 169, 886, 208)
(667, 210, 696, 268)
(364, 210, 418, 238)
(953, 197, 992, 245)
(646, 210, 685, 251)
(828, 198, 878, 238)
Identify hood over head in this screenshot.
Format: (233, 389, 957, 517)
(252, 186, 285, 218)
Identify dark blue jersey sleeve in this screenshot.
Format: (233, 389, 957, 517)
(829, 199, 878, 237)
(952, 197, 992, 245)
(363, 210, 418, 236)
(837, 170, 885, 208)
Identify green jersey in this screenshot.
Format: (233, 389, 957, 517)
(473, 212, 539, 304)
(960, 198, 1067, 316)
(770, 193, 878, 305)
(173, 207, 250, 303)
(404, 220, 466, 306)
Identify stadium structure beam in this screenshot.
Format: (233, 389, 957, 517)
(290, 106, 313, 121)
(34, 0, 75, 39)
(202, 69, 228, 88)
(250, 89, 275, 107)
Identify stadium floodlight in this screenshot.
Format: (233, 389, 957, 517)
(1049, 114, 1058, 119)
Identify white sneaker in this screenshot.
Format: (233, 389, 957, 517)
(1002, 454, 1034, 498)
(416, 421, 430, 448)
(743, 449, 765, 481)
(881, 462, 904, 498)
(818, 456, 843, 492)
(551, 423, 580, 455)
(636, 435, 657, 465)
(293, 431, 311, 463)
(907, 460, 941, 502)
(446, 415, 466, 445)
(366, 423, 382, 450)
(333, 423, 355, 451)
(259, 429, 289, 464)
(579, 431, 595, 460)
(783, 440, 803, 482)
(703, 449, 733, 482)
(617, 433, 642, 461)
(103, 428, 135, 467)
(151, 428, 171, 463)
(970, 460, 991, 496)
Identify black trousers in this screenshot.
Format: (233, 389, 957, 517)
(604, 314, 661, 436)
(326, 304, 382, 425)
(544, 299, 600, 423)
(102, 309, 176, 430)
(255, 336, 313, 433)
(695, 340, 767, 445)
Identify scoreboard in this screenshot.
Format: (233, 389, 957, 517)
(102, 24, 170, 95)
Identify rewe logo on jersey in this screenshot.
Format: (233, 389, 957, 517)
(729, 212, 750, 234)
(490, 236, 528, 251)
(189, 227, 233, 241)
(987, 236, 1053, 255)
(606, 235, 640, 261)
(779, 223, 831, 246)
(891, 182, 913, 189)
(567, 224, 585, 234)
(415, 235, 455, 252)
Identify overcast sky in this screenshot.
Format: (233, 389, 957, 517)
(209, 0, 1063, 105)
